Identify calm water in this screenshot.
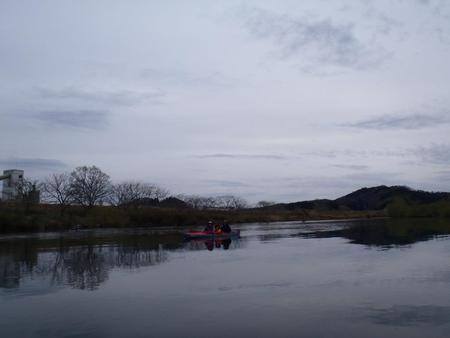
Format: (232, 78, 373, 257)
(1, 218, 450, 337)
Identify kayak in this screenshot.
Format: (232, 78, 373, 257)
(184, 229, 240, 239)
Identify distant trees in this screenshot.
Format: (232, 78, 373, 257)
(108, 182, 142, 207)
(179, 195, 216, 210)
(215, 195, 248, 209)
(22, 164, 251, 213)
(39, 165, 174, 210)
(108, 182, 169, 207)
(69, 166, 111, 207)
(149, 185, 170, 201)
(180, 194, 248, 210)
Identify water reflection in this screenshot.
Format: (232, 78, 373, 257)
(185, 238, 233, 251)
(297, 218, 450, 248)
(0, 230, 240, 291)
(1, 220, 450, 337)
(2, 219, 450, 292)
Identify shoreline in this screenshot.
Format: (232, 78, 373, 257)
(0, 216, 392, 238)
(0, 203, 386, 234)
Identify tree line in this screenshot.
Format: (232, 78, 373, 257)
(11, 165, 272, 212)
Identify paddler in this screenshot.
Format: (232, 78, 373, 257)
(204, 221, 214, 232)
(221, 220, 231, 233)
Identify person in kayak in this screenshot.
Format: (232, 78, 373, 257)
(214, 223, 222, 233)
(221, 220, 231, 233)
(204, 221, 214, 232)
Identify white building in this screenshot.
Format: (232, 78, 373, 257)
(0, 169, 24, 201)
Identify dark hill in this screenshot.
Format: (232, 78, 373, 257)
(265, 185, 450, 212)
(337, 185, 450, 210)
(266, 199, 340, 211)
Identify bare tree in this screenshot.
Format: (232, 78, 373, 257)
(228, 196, 248, 209)
(215, 195, 248, 209)
(202, 196, 218, 209)
(17, 178, 41, 197)
(70, 166, 111, 207)
(149, 185, 170, 201)
(180, 195, 216, 209)
(140, 183, 170, 201)
(109, 182, 170, 207)
(42, 173, 73, 214)
(179, 194, 247, 210)
(215, 195, 233, 209)
(108, 182, 142, 206)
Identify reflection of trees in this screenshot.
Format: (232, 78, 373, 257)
(0, 239, 38, 289)
(45, 245, 109, 290)
(0, 232, 179, 290)
(0, 255, 22, 289)
(0, 231, 243, 291)
(40, 244, 170, 290)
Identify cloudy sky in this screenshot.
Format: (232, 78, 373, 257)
(1, 0, 450, 202)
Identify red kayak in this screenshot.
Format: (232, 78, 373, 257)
(184, 229, 240, 239)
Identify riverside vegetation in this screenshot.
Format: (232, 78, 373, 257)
(0, 165, 449, 233)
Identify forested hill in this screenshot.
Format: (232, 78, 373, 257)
(265, 186, 450, 211)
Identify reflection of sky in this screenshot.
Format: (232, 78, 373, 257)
(1, 221, 450, 337)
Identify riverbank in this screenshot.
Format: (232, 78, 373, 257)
(0, 203, 385, 233)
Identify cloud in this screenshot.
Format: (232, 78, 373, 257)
(195, 153, 287, 160)
(341, 171, 402, 184)
(263, 171, 404, 201)
(0, 157, 67, 170)
(329, 143, 450, 167)
(346, 113, 450, 130)
(36, 87, 164, 106)
(197, 149, 412, 166)
(31, 110, 109, 130)
(241, 8, 387, 70)
(279, 171, 402, 187)
(202, 179, 248, 188)
(412, 144, 450, 164)
(435, 170, 450, 181)
(332, 164, 369, 171)
(301, 149, 409, 159)
(140, 68, 232, 88)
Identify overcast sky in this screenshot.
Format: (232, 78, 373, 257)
(1, 0, 450, 202)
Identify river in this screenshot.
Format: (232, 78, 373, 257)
(1, 218, 450, 337)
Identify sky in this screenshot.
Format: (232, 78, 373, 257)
(1, 0, 450, 203)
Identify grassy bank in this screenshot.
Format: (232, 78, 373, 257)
(387, 197, 450, 218)
(0, 203, 385, 233)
